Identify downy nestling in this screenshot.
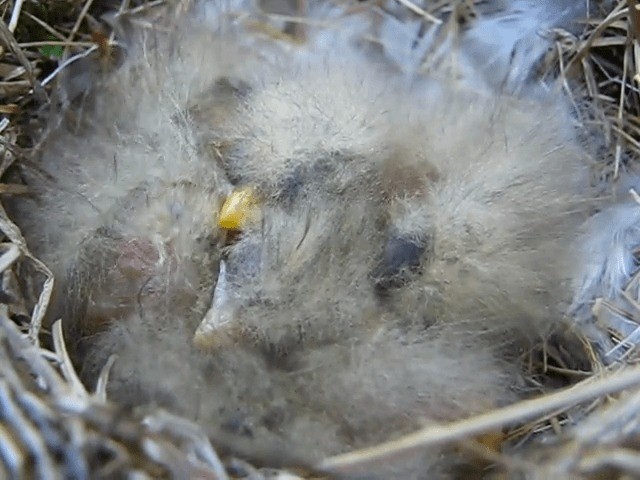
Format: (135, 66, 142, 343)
(9, 0, 612, 477)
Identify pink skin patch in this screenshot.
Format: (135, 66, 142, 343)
(116, 238, 167, 278)
(85, 237, 197, 330)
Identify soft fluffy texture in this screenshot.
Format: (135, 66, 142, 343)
(210, 62, 591, 346)
(12, 2, 269, 336)
(9, 0, 602, 477)
(375, 0, 586, 89)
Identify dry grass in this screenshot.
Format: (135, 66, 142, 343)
(548, 0, 640, 179)
(2, 0, 640, 478)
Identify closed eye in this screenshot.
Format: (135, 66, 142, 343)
(373, 234, 428, 295)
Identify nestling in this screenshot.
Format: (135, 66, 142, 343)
(9, 0, 611, 477)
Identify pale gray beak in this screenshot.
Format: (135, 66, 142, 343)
(193, 259, 239, 349)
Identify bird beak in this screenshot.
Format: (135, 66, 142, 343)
(193, 259, 239, 350)
(195, 187, 261, 350)
(217, 186, 260, 231)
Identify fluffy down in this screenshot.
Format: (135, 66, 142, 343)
(375, 0, 586, 89)
(207, 57, 590, 347)
(9, 0, 605, 477)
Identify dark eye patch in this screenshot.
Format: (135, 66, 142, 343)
(277, 164, 306, 206)
(276, 157, 335, 206)
(373, 235, 428, 295)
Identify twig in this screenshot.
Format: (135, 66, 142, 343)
(67, 0, 96, 43)
(393, 0, 442, 25)
(8, 0, 25, 33)
(0, 243, 20, 274)
(22, 11, 67, 41)
(614, 25, 631, 178)
(565, 7, 628, 72)
(41, 44, 98, 87)
(94, 355, 117, 401)
(319, 366, 640, 473)
(19, 41, 95, 48)
(628, 0, 640, 40)
(0, 19, 47, 102)
(51, 320, 88, 398)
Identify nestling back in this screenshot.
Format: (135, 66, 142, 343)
(8, 0, 603, 476)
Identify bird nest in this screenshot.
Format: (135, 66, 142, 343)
(2, 0, 640, 478)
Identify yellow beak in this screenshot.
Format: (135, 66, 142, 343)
(218, 186, 259, 230)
